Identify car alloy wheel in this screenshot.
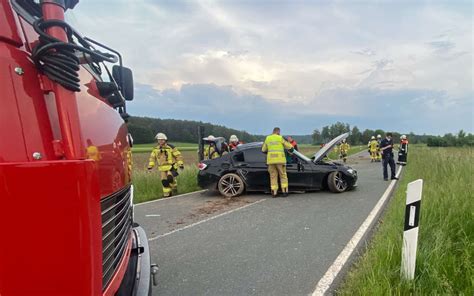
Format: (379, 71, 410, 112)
(218, 173, 245, 197)
(328, 171, 348, 193)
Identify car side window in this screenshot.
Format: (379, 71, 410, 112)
(233, 151, 245, 162)
(243, 148, 266, 163)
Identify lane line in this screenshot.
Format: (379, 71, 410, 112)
(312, 166, 403, 296)
(148, 198, 267, 241)
(135, 189, 208, 206)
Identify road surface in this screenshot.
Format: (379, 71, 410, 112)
(135, 151, 400, 295)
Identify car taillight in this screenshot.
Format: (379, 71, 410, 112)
(198, 163, 208, 170)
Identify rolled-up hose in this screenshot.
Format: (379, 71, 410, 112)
(31, 18, 117, 92)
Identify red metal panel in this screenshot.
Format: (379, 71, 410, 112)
(0, 160, 102, 296)
(0, 0, 22, 46)
(77, 74, 131, 197)
(40, 1, 85, 160)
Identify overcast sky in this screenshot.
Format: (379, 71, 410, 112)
(69, 0, 472, 135)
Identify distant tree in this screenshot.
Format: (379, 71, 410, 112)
(321, 126, 330, 142)
(349, 126, 362, 145)
(312, 129, 322, 145)
(361, 129, 375, 144)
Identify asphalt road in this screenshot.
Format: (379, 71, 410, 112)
(135, 152, 397, 296)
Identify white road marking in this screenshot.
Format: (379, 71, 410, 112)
(148, 198, 267, 241)
(135, 189, 208, 206)
(146, 214, 161, 217)
(312, 166, 403, 296)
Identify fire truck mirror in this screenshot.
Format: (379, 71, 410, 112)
(112, 65, 134, 101)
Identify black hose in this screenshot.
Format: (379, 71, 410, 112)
(31, 19, 117, 92)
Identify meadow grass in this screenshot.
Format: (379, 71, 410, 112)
(132, 166, 201, 204)
(337, 146, 474, 295)
(132, 142, 198, 153)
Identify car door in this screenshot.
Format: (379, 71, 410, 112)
(286, 154, 314, 190)
(239, 148, 269, 191)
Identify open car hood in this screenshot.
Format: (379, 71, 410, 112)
(313, 133, 349, 163)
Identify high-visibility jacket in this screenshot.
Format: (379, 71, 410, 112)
(369, 140, 378, 152)
(86, 145, 101, 161)
(262, 134, 293, 165)
(148, 144, 184, 171)
(339, 142, 350, 153)
(204, 145, 220, 160)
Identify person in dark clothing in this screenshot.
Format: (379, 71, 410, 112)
(379, 132, 398, 181)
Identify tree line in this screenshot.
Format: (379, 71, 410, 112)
(312, 122, 473, 147)
(128, 116, 262, 144)
(426, 130, 474, 147)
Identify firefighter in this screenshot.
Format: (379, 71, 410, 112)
(86, 139, 101, 162)
(147, 133, 184, 197)
(338, 139, 350, 163)
(287, 136, 299, 151)
(369, 136, 378, 162)
(397, 135, 409, 166)
(228, 135, 241, 151)
(262, 127, 294, 198)
(204, 135, 220, 160)
(376, 134, 382, 162)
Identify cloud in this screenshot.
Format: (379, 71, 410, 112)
(129, 83, 473, 135)
(71, 0, 473, 134)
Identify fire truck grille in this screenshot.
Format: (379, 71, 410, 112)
(101, 185, 132, 290)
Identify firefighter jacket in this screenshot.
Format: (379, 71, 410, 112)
(262, 134, 293, 165)
(228, 141, 241, 151)
(148, 144, 184, 172)
(339, 142, 350, 153)
(204, 145, 220, 160)
(369, 140, 379, 152)
(86, 145, 101, 161)
(400, 139, 409, 153)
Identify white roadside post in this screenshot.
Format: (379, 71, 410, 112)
(401, 179, 423, 280)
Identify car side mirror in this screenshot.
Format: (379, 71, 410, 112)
(112, 65, 134, 101)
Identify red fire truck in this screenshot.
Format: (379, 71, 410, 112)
(0, 0, 154, 295)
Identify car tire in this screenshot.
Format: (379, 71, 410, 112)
(327, 171, 348, 193)
(218, 173, 245, 197)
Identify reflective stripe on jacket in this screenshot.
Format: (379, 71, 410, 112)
(262, 134, 293, 165)
(148, 144, 184, 171)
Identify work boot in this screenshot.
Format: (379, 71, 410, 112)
(272, 190, 278, 198)
(282, 192, 288, 198)
(391, 177, 399, 180)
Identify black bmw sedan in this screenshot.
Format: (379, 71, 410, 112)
(198, 133, 358, 197)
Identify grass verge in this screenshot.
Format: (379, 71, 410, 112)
(132, 166, 201, 204)
(337, 146, 473, 295)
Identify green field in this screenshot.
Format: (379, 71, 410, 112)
(132, 142, 198, 153)
(338, 146, 474, 295)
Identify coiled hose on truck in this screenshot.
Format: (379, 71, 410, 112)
(31, 18, 117, 92)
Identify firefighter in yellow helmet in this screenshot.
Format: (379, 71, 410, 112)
(148, 133, 184, 197)
(85, 139, 101, 162)
(338, 139, 350, 163)
(204, 135, 220, 160)
(376, 134, 382, 162)
(369, 136, 379, 162)
(262, 127, 294, 198)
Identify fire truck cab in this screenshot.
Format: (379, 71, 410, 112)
(0, 0, 154, 295)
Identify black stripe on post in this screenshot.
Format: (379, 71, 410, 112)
(404, 200, 421, 231)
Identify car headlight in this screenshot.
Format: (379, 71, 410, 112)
(347, 169, 355, 175)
